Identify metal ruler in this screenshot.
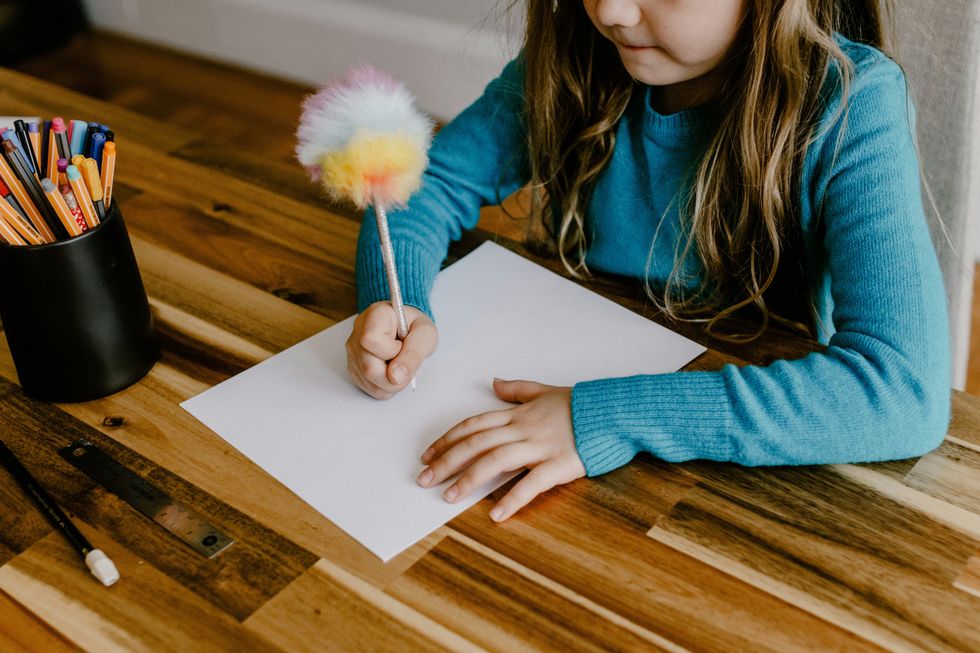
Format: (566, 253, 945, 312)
(58, 439, 234, 558)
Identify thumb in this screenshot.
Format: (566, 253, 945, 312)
(493, 378, 550, 404)
(388, 318, 437, 386)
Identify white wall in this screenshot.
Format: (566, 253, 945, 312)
(81, 0, 522, 120)
(80, 0, 980, 272)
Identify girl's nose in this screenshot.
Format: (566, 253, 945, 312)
(594, 0, 642, 28)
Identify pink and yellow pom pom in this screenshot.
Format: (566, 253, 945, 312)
(296, 66, 433, 209)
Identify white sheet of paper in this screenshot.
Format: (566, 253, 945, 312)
(181, 242, 706, 561)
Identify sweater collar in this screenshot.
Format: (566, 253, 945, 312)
(641, 85, 716, 145)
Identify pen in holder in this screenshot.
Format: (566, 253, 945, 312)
(0, 203, 158, 402)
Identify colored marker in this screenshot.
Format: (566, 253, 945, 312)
(104, 130, 114, 143)
(80, 159, 106, 221)
(45, 122, 58, 180)
(2, 140, 63, 241)
(89, 133, 106, 173)
(0, 178, 27, 219)
(83, 122, 99, 158)
(0, 155, 45, 237)
(51, 118, 71, 161)
(27, 122, 40, 171)
(13, 120, 38, 175)
(71, 154, 85, 169)
(57, 158, 69, 188)
(0, 142, 55, 243)
(0, 441, 119, 587)
(0, 210, 26, 244)
(0, 178, 27, 245)
(42, 178, 84, 237)
(0, 190, 43, 245)
(41, 120, 51, 169)
(3, 131, 34, 177)
(67, 165, 99, 228)
(69, 119, 88, 158)
(101, 141, 115, 209)
(59, 184, 88, 234)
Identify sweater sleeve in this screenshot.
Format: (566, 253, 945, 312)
(356, 56, 530, 318)
(571, 56, 951, 476)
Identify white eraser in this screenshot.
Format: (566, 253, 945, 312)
(85, 549, 120, 587)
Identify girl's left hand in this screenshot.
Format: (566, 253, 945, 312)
(416, 378, 587, 522)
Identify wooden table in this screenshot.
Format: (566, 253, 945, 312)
(1, 67, 979, 652)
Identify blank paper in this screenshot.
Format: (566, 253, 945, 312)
(181, 242, 706, 561)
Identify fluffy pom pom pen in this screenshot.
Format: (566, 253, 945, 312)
(297, 66, 433, 390)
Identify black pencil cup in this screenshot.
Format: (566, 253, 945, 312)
(0, 204, 158, 402)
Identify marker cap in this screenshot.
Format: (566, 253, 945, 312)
(81, 159, 104, 201)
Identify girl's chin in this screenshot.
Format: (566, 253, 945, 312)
(623, 66, 692, 87)
(619, 59, 710, 88)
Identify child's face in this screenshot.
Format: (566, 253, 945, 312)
(583, 0, 747, 87)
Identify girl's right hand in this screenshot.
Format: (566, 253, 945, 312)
(345, 301, 438, 400)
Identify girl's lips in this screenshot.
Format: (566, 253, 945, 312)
(617, 41, 658, 50)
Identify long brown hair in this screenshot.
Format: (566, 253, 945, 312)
(521, 0, 896, 340)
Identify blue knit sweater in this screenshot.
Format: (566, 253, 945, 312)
(356, 36, 951, 475)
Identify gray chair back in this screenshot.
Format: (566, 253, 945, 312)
(893, 1, 980, 388)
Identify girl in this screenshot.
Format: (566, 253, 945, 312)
(346, 0, 950, 522)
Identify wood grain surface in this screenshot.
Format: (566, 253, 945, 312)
(2, 44, 980, 651)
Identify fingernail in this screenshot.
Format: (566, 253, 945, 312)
(420, 447, 433, 463)
(417, 468, 433, 486)
(391, 365, 407, 384)
(489, 506, 503, 521)
(443, 485, 458, 502)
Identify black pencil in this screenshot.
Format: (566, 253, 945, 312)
(0, 440, 119, 586)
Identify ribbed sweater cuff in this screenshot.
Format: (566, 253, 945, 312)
(571, 372, 734, 476)
(356, 240, 440, 320)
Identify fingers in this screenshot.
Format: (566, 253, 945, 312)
(346, 348, 394, 400)
(415, 381, 579, 521)
(440, 442, 543, 503)
(358, 304, 401, 360)
(345, 303, 438, 398)
(345, 323, 397, 399)
(493, 378, 551, 404)
(421, 409, 513, 464)
(489, 461, 565, 521)
(389, 315, 438, 386)
(418, 424, 518, 489)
